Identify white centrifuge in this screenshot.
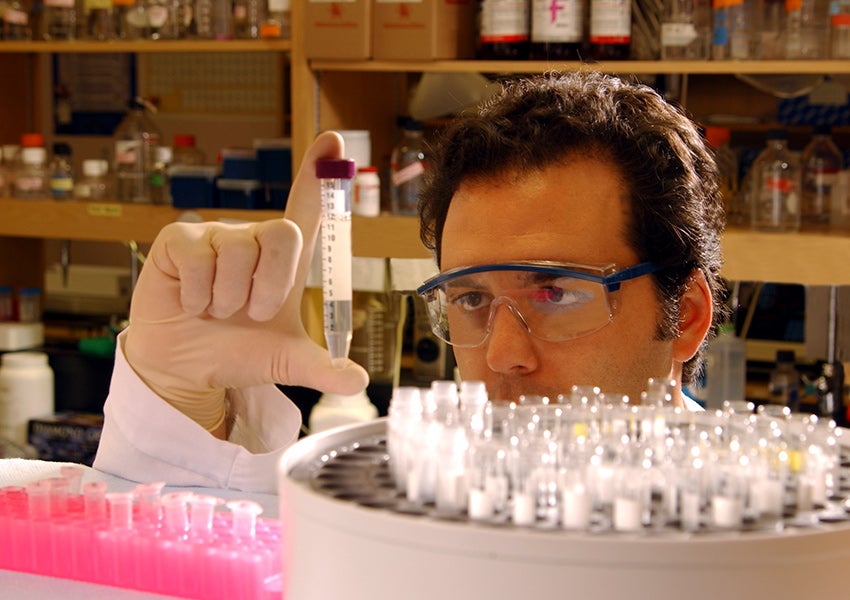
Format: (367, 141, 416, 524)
(279, 418, 850, 599)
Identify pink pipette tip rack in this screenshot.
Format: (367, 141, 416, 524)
(0, 468, 282, 599)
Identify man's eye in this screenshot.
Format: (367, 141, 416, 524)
(531, 286, 591, 309)
(448, 291, 488, 311)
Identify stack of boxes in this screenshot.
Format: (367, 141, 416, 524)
(169, 138, 292, 210)
(303, 0, 475, 60)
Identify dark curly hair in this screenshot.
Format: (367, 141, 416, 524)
(418, 70, 726, 385)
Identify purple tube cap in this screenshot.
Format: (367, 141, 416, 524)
(315, 158, 356, 180)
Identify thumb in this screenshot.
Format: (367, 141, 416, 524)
(277, 337, 370, 395)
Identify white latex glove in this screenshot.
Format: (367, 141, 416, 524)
(123, 131, 369, 438)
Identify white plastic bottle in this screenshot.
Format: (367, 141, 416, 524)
(354, 166, 381, 216)
(0, 351, 55, 448)
(308, 390, 378, 434)
(13, 147, 49, 199)
(703, 322, 747, 410)
(75, 159, 113, 200)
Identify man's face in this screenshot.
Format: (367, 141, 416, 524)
(440, 157, 676, 404)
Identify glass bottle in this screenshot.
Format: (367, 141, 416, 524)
(390, 119, 428, 216)
(259, 0, 290, 38)
(233, 0, 263, 38)
(49, 142, 76, 200)
(529, 0, 584, 60)
(831, 0, 850, 58)
(113, 97, 162, 204)
(661, 0, 711, 59)
(42, 0, 78, 39)
(704, 126, 741, 223)
(113, 0, 148, 38)
(86, 0, 115, 39)
(74, 158, 113, 200)
(768, 349, 801, 412)
(785, 0, 830, 58)
(750, 128, 801, 232)
(800, 124, 844, 229)
(2, 0, 32, 39)
(13, 147, 49, 200)
(760, 0, 784, 58)
(146, 0, 175, 38)
(712, 0, 759, 59)
(589, 0, 632, 60)
(0, 145, 19, 197)
(476, 0, 531, 59)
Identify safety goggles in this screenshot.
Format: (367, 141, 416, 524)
(416, 261, 660, 348)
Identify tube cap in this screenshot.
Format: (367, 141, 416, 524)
(315, 158, 356, 180)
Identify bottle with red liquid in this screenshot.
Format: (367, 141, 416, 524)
(589, 0, 631, 60)
(476, 0, 531, 59)
(529, 0, 585, 59)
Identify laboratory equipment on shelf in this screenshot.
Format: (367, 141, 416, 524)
(316, 157, 355, 368)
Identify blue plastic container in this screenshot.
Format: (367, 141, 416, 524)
(169, 165, 220, 208)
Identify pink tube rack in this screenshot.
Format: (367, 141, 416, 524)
(0, 474, 282, 600)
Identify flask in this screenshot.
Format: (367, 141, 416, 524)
(702, 322, 747, 410)
(353, 166, 381, 217)
(113, 97, 162, 204)
(475, 0, 531, 59)
(831, 0, 850, 57)
(390, 119, 428, 216)
(74, 159, 113, 200)
(785, 0, 830, 58)
(259, 0, 290, 38)
(589, 0, 632, 60)
(85, 0, 115, 39)
(768, 349, 801, 412)
(1, 0, 32, 39)
(233, 0, 263, 38)
(0, 351, 55, 448)
(49, 143, 75, 200)
(749, 128, 801, 232)
(12, 147, 49, 200)
(661, 0, 711, 59)
(529, 0, 584, 60)
(41, 0, 78, 39)
(171, 134, 206, 166)
(704, 126, 741, 223)
(308, 390, 378, 434)
(800, 124, 844, 228)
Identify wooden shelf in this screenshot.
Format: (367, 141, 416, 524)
(0, 39, 291, 53)
(0, 198, 429, 258)
(309, 59, 850, 76)
(721, 227, 850, 286)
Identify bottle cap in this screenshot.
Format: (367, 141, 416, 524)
(315, 158, 356, 179)
(357, 166, 378, 174)
(704, 126, 730, 149)
(173, 134, 196, 148)
(21, 133, 45, 148)
(52, 142, 72, 156)
(812, 124, 831, 136)
(766, 128, 787, 141)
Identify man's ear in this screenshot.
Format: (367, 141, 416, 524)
(673, 268, 714, 363)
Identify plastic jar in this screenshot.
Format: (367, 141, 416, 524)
(308, 389, 378, 434)
(354, 166, 381, 216)
(0, 351, 54, 447)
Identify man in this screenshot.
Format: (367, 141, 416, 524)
(93, 71, 725, 492)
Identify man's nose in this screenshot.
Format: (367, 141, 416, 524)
(484, 299, 538, 375)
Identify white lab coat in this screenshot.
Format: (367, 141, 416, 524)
(92, 331, 302, 494)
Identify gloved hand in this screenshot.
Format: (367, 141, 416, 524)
(123, 131, 369, 438)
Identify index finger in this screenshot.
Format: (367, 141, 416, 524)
(283, 130, 346, 294)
